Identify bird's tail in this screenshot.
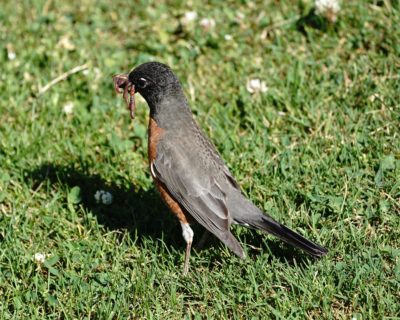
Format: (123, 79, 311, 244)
(229, 193, 328, 257)
(256, 215, 328, 257)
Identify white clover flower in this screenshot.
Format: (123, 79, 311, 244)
(200, 18, 216, 30)
(315, 0, 340, 22)
(101, 192, 113, 205)
(94, 190, 102, 202)
(246, 79, 268, 94)
(224, 34, 233, 41)
(63, 102, 74, 114)
(236, 12, 245, 21)
(6, 44, 16, 61)
(94, 190, 113, 205)
(8, 51, 16, 61)
(57, 35, 75, 51)
(181, 11, 198, 25)
(33, 253, 46, 263)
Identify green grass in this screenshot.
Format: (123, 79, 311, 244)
(1, 0, 399, 318)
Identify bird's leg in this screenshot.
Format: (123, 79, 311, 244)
(184, 241, 192, 275)
(180, 222, 194, 276)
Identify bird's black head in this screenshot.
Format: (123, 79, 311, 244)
(128, 62, 184, 108)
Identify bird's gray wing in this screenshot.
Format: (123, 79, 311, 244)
(151, 138, 244, 258)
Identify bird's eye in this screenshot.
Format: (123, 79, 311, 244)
(136, 77, 148, 89)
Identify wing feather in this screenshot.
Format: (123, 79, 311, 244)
(152, 142, 230, 235)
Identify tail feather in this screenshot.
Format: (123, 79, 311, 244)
(258, 216, 328, 257)
(222, 232, 246, 259)
(228, 191, 328, 257)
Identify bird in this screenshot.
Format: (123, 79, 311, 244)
(113, 62, 328, 275)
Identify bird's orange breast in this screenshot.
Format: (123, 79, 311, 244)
(148, 117, 191, 224)
(148, 117, 165, 163)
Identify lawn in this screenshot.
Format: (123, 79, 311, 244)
(0, 0, 399, 318)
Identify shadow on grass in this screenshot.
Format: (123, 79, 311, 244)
(27, 162, 184, 250)
(237, 232, 314, 267)
(296, 8, 337, 35)
(27, 162, 317, 268)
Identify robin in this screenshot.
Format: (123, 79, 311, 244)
(113, 62, 328, 275)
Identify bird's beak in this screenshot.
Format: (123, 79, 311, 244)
(113, 73, 129, 93)
(113, 73, 136, 120)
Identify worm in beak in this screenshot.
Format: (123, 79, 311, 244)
(113, 73, 136, 119)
